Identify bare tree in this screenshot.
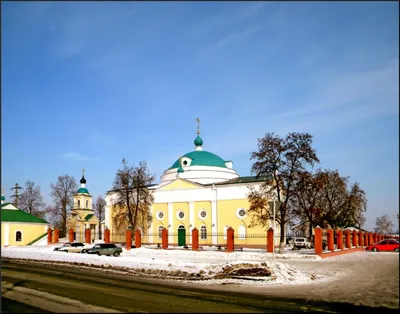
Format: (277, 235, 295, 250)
(316, 170, 367, 229)
(292, 170, 325, 240)
(49, 175, 78, 237)
(248, 132, 319, 253)
(374, 215, 394, 234)
(19, 180, 45, 217)
(94, 195, 106, 222)
(112, 159, 155, 234)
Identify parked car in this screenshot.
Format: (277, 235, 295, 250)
(54, 242, 86, 253)
(293, 237, 312, 249)
(366, 239, 399, 252)
(84, 243, 122, 257)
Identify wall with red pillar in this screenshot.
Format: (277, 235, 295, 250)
(135, 229, 141, 248)
(104, 229, 110, 244)
(85, 228, 91, 244)
(126, 229, 132, 250)
(327, 229, 334, 252)
(314, 227, 322, 254)
(47, 228, 53, 245)
(267, 228, 274, 253)
(69, 229, 74, 242)
(162, 228, 168, 249)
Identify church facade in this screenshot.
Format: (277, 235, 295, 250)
(105, 124, 278, 246)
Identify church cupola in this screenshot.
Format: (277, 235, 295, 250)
(77, 169, 90, 195)
(194, 117, 203, 151)
(1, 189, 5, 204)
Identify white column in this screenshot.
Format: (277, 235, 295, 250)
(168, 202, 173, 243)
(148, 205, 153, 243)
(4, 223, 10, 245)
(211, 200, 217, 245)
(189, 202, 194, 244)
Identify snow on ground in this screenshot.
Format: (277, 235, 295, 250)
(1, 243, 325, 286)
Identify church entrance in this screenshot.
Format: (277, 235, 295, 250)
(178, 225, 186, 246)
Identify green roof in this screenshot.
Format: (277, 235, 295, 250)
(194, 135, 203, 147)
(170, 151, 228, 169)
(84, 214, 94, 221)
(1, 209, 48, 223)
(77, 188, 90, 194)
(206, 176, 270, 186)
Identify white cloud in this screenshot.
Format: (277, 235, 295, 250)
(62, 152, 93, 162)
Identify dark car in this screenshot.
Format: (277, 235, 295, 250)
(84, 243, 122, 257)
(54, 242, 85, 253)
(366, 239, 399, 252)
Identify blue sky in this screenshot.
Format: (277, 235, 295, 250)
(2, 1, 399, 231)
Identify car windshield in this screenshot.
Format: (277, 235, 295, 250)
(296, 239, 305, 242)
(63, 243, 72, 247)
(93, 245, 101, 249)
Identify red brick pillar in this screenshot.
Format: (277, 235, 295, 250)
(54, 229, 60, 243)
(68, 229, 74, 242)
(126, 229, 132, 250)
(344, 230, 351, 249)
(336, 229, 343, 250)
(85, 228, 91, 244)
(47, 228, 53, 245)
(104, 228, 110, 244)
(327, 229, 334, 252)
(352, 230, 358, 247)
(358, 231, 364, 246)
(314, 226, 322, 254)
(192, 228, 199, 251)
(267, 227, 274, 253)
(162, 228, 168, 249)
(227, 227, 234, 252)
(135, 229, 141, 248)
(374, 233, 378, 243)
(364, 233, 368, 246)
(370, 233, 374, 245)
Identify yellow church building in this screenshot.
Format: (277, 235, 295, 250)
(105, 124, 279, 247)
(1, 192, 49, 246)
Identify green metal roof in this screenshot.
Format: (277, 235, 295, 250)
(84, 214, 94, 221)
(170, 151, 228, 169)
(206, 176, 270, 186)
(77, 188, 90, 194)
(1, 209, 48, 223)
(194, 135, 203, 147)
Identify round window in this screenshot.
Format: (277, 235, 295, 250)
(236, 208, 247, 219)
(183, 160, 188, 166)
(198, 210, 207, 220)
(177, 211, 185, 220)
(156, 211, 164, 221)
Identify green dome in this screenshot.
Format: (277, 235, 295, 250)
(1, 195, 5, 201)
(170, 151, 227, 169)
(194, 135, 203, 147)
(77, 188, 90, 194)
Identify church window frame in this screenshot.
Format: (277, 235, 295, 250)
(198, 210, 207, 220)
(156, 211, 164, 221)
(176, 211, 185, 220)
(158, 226, 164, 239)
(200, 226, 207, 240)
(238, 225, 246, 240)
(78, 200, 81, 208)
(86, 200, 89, 208)
(236, 208, 247, 219)
(15, 231, 22, 242)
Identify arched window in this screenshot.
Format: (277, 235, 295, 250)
(78, 200, 81, 208)
(86, 200, 89, 208)
(200, 226, 207, 240)
(238, 225, 246, 239)
(158, 226, 164, 239)
(16, 231, 22, 242)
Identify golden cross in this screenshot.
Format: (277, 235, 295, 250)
(82, 169, 85, 176)
(196, 117, 200, 135)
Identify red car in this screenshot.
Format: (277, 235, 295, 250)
(366, 239, 399, 252)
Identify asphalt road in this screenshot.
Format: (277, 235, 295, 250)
(1, 259, 397, 313)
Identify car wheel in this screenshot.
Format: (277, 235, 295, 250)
(81, 250, 86, 253)
(395, 248, 399, 252)
(97, 252, 101, 256)
(113, 251, 120, 257)
(372, 247, 378, 252)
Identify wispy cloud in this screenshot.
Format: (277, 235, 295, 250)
(62, 152, 95, 162)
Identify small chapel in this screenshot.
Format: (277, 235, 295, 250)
(68, 170, 101, 243)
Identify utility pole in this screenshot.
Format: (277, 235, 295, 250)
(11, 183, 23, 207)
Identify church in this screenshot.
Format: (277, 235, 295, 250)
(105, 120, 278, 247)
(68, 171, 101, 243)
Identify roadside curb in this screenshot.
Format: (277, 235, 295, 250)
(317, 247, 366, 258)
